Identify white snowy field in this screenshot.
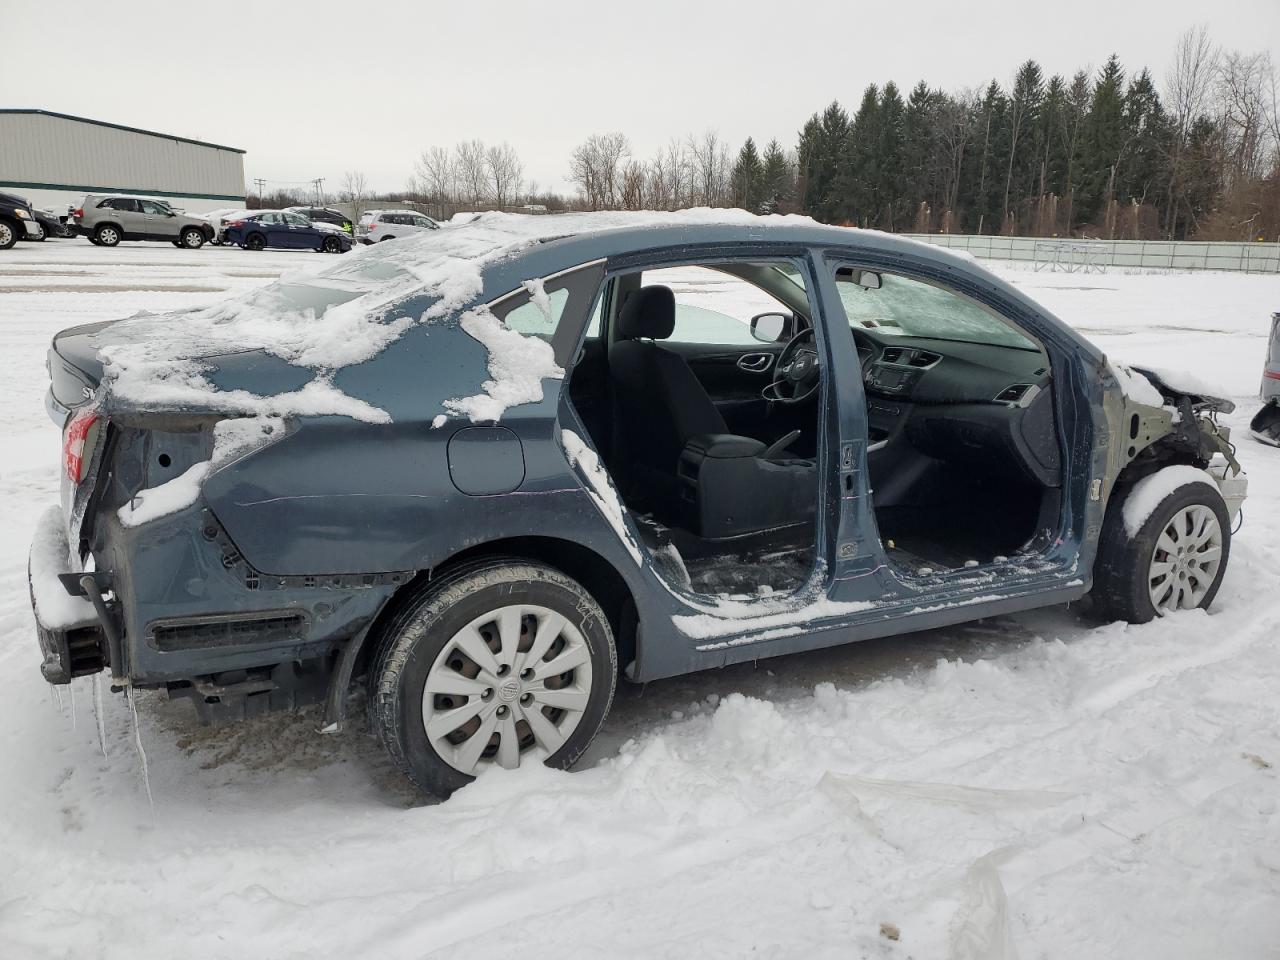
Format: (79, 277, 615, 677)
(1, 240, 1279, 959)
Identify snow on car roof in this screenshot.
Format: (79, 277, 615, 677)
(94, 209, 965, 424)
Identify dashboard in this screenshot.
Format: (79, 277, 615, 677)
(851, 327, 1050, 406)
(850, 325, 1061, 487)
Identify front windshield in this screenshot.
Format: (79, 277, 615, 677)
(836, 272, 1037, 350)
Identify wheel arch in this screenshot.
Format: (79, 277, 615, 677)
(349, 535, 640, 691)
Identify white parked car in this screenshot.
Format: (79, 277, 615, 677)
(356, 209, 439, 244)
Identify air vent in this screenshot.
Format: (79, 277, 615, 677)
(150, 612, 308, 651)
(909, 350, 942, 368)
(881, 347, 904, 364)
(995, 383, 1034, 404)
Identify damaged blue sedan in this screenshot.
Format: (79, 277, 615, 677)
(30, 211, 1247, 798)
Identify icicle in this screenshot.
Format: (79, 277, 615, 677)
(51, 685, 64, 712)
(126, 686, 154, 808)
(93, 673, 107, 758)
(69, 676, 78, 731)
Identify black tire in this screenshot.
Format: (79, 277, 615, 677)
(1092, 475, 1231, 624)
(0, 218, 21, 249)
(29, 225, 46, 241)
(245, 232, 266, 251)
(179, 227, 205, 249)
(378, 235, 394, 242)
(94, 223, 121, 247)
(171, 240, 182, 247)
(369, 560, 617, 799)
(322, 235, 341, 253)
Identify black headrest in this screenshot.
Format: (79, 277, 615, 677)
(617, 285, 676, 340)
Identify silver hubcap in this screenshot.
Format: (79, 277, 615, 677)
(101, 228, 117, 243)
(185, 233, 199, 247)
(422, 604, 593, 774)
(1149, 504, 1222, 614)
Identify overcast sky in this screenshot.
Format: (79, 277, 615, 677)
(4, 0, 1278, 198)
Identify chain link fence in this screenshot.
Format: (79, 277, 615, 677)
(898, 234, 1280, 274)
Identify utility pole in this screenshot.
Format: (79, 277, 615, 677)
(253, 178, 266, 204)
(313, 178, 325, 206)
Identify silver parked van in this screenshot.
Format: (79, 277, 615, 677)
(71, 195, 215, 248)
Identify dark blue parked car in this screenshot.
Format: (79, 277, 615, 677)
(224, 209, 352, 253)
(31, 212, 1245, 798)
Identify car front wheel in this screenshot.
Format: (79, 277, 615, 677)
(1092, 469, 1231, 623)
(180, 227, 205, 249)
(321, 235, 342, 253)
(369, 560, 617, 798)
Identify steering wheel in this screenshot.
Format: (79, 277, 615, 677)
(763, 328, 821, 404)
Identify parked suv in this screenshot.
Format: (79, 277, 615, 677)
(72, 195, 214, 248)
(30, 212, 1247, 799)
(357, 209, 438, 243)
(0, 191, 42, 249)
(286, 206, 353, 234)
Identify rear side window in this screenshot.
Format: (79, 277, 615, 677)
(490, 262, 607, 366)
(100, 198, 138, 211)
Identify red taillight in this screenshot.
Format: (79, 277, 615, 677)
(368, 223, 376, 230)
(227, 219, 245, 227)
(72, 208, 83, 218)
(64, 409, 99, 484)
(1265, 369, 1280, 381)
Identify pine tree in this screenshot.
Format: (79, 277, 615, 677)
(730, 137, 763, 212)
(759, 139, 793, 213)
(1083, 55, 1127, 233)
(837, 85, 880, 225)
(876, 82, 906, 229)
(1002, 59, 1044, 230)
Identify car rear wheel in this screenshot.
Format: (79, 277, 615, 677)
(1092, 471, 1231, 623)
(245, 233, 266, 251)
(94, 224, 121, 247)
(180, 227, 205, 249)
(369, 560, 617, 798)
(0, 219, 16, 249)
(322, 235, 341, 253)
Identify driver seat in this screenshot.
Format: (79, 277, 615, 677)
(609, 285, 816, 539)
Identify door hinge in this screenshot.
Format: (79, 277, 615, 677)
(1090, 478, 1102, 501)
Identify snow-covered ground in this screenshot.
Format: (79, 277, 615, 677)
(1, 241, 1278, 959)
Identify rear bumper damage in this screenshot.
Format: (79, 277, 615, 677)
(28, 506, 111, 684)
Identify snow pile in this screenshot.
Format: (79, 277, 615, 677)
(1121, 464, 1219, 536)
(1109, 361, 1165, 407)
(443, 307, 563, 422)
(27, 506, 96, 629)
(117, 462, 212, 527)
(560, 429, 642, 565)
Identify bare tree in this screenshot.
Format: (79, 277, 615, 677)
(414, 145, 457, 219)
(569, 132, 630, 210)
(455, 139, 489, 206)
(486, 142, 525, 209)
(340, 170, 370, 215)
(689, 130, 731, 206)
(1163, 26, 1220, 236)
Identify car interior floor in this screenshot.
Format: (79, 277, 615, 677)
(631, 512, 816, 597)
(870, 454, 1052, 571)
